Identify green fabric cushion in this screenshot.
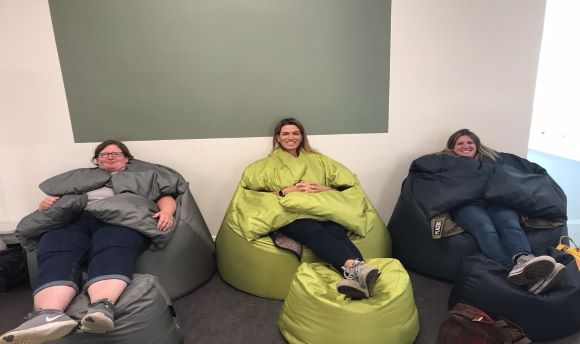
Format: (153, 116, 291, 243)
(225, 149, 370, 240)
(279, 185, 368, 236)
(279, 259, 419, 344)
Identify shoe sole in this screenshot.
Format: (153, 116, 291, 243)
(1, 320, 77, 344)
(80, 312, 114, 334)
(337, 269, 381, 300)
(529, 264, 567, 295)
(508, 259, 555, 286)
(365, 270, 381, 290)
(336, 285, 368, 300)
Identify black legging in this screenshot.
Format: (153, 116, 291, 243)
(278, 219, 363, 272)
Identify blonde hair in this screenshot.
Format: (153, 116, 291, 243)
(439, 129, 499, 161)
(272, 117, 317, 154)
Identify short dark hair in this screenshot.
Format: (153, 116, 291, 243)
(92, 139, 134, 165)
(272, 117, 317, 154)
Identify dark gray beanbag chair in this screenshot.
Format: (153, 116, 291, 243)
(55, 274, 183, 344)
(449, 248, 580, 341)
(388, 193, 566, 280)
(388, 152, 567, 280)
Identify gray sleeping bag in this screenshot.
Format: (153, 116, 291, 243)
(16, 159, 191, 251)
(52, 274, 183, 344)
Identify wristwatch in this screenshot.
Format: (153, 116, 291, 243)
(278, 189, 286, 197)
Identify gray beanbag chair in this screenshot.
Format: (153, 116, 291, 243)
(54, 274, 183, 344)
(21, 160, 215, 299)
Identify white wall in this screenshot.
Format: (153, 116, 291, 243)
(0, 0, 546, 235)
(529, 1, 580, 162)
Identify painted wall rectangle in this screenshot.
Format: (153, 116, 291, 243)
(49, 0, 391, 142)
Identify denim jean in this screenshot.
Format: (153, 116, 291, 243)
(33, 212, 150, 295)
(450, 204, 531, 267)
(278, 219, 363, 272)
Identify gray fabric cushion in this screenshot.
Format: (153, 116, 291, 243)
(15, 195, 88, 250)
(56, 274, 183, 344)
(86, 193, 172, 250)
(17, 160, 185, 251)
(117, 160, 186, 200)
(39, 168, 110, 195)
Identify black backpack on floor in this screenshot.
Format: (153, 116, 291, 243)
(0, 246, 28, 292)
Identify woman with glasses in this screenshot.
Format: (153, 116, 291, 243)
(2, 140, 176, 344)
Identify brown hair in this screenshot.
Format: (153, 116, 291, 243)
(440, 128, 499, 161)
(91, 139, 134, 165)
(272, 117, 317, 154)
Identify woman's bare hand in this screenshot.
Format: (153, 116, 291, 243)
(153, 210, 174, 231)
(39, 196, 60, 211)
(295, 182, 331, 193)
(276, 182, 332, 196)
(154, 195, 176, 231)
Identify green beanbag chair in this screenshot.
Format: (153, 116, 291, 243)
(216, 210, 391, 300)
(279, 259, 419, 344)
(216, 149, 391, 299)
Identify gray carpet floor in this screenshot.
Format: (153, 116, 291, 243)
(2, 270, 580, 343)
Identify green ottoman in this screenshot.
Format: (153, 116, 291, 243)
(216, 211, 391, 300)
(279, 259, 419, 344)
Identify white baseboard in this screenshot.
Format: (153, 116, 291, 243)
(0, 222, 18, 234)
(0, 222, 18, 244)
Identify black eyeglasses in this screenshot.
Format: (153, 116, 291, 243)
(98, 152, 124, 158)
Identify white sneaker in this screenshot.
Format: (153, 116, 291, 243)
(336, 260, 380, 299)
(79, 299, 115, 333)
(527, 262, 567, 295)
(1, 309, 77, 344)
(508, 254, 555, 286)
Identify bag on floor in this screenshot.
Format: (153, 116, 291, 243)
(0, 245, 28, 292)
(557, 236, 580, 270)
(437, 303, 531, 344)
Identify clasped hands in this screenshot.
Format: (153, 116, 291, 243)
(282, 181, 332, 195)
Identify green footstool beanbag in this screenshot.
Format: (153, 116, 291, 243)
(279, 258, 419, 344)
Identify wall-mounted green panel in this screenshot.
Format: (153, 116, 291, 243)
(50, 0, 391, 142)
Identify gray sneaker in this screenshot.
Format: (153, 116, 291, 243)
(337, 278, 368, 300)
(508, 254, 556, 286)
(79, 299, 115, 333)
(336, 260, 380, 300)
(1, 309, 77, 344)
(527, 262, 567, 295)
